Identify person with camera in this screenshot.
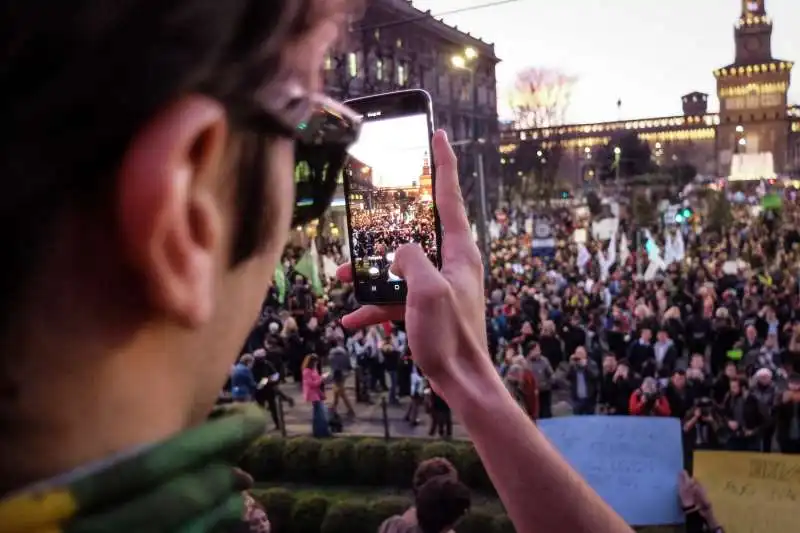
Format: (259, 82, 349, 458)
(684, 397, 723, 472)
(629, 377, 671, 417)
(598, 355, 638, 416)
(566, 347, 600, 415)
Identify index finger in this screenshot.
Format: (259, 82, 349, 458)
(433, 130, 470, 239)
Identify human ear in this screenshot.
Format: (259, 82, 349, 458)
(116, 95, 229, 327)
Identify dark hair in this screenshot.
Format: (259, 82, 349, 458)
(412, 458, 457, 496)
(0, 0, 358, 331)
(415, 476, 471, 533)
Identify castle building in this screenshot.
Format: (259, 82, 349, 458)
(418, 153, 433, 201)
(499, 0, 799, 186)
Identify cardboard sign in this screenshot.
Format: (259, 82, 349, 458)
(694, 451, 800, 533)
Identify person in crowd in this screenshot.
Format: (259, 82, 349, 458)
(712, 361, 740, 406)
(231, 354, 259, 403)
(503, 364, 532, 418)
(539, 320, 564, 369)
(653, 328, 679, 382)
(567, 347, 599, 415)
(382, 340, 402, 405)
(684, 397, 723, 457)
(379, 458, 463, 533)
(252, 349, 294, 431)
(749, 368, 778, 452)
(626, 327, 656, 377)
(665, 370, 691, 421)
(302, 354, 330, 439)
(405, 364, 425, 426)
(426, 384, 453, 440)
(775, 373, 800, 453)
(719, 378, 761, 451)
(599, 356, 637, 415)
(527, 342, 555, 419)
(328, 338, 355, 418)
(629, 377, 671, 417)
(513, 355, 540, 420)
(282, 317, 306, 385)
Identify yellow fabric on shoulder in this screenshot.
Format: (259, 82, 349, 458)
(0, 489, 76, 533)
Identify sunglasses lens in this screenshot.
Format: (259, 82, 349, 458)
(291, 100, 360, 227)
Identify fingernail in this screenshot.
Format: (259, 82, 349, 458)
(439, 129, 448, 141)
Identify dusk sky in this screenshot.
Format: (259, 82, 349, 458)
(411, 0, 799, 124)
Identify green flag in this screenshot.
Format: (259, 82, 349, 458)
(295, 241, 323, 296)
(274, 265, 286, 304)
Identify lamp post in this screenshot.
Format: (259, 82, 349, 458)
(614, 146, 622, 183)
(451, 46, 490, 275)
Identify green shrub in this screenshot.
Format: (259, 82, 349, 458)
(290, 495, 330, 533)
(320, 501, 374, 533)
(242, 436, 286, 481)
(456, 507, 496, 533)
(317, 439, 355, 484)
(251, 488, 296, 533)
(456, 446, 492, 493)
(352, 439, 388, 485)
(369, 495, 412, 525)
(386, 439, 423, 488)
(419, 441, 460, 469)
(283, 437, 321, 482)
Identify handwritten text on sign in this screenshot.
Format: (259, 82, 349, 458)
(694, 451, 800, 533)
(538, 416, 684, 526)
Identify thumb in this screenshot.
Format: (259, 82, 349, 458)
(390, 243, 440, 286)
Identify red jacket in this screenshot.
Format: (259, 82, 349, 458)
(521, 369, 540, 420)
(629, 390, 671, 416)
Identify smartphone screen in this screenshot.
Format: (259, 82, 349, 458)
(343, 90, 440, 305)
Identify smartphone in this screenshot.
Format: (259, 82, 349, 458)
(343, 89, 441, 305)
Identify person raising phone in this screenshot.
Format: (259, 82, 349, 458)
(0, 2, 631, 533)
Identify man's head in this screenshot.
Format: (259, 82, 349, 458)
(640, 328, 652, 343)
(0, 0, 358, 489)
(656, 329, 669, 343)
(602, 353, 617, 374)
(670, 370, 686, 390)
(412, 457, 458, 496)
(527, 342, 541, 359)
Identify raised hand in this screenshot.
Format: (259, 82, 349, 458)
(336, 129, 489, 388)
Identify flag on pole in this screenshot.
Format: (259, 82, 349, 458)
(619, 232, 630, 265)
(295, 241, 324, 296)
(274, 265, 287, 304)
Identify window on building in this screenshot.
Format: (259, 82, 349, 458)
(374, 29, 380, 40)
(347, 52, 358, 78)
(396, 38, 403, 48)
(397, 63, 407, 86)
(324, 55, 332, 71)
(376, 59, 384, 81)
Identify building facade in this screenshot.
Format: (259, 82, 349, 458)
(499, 0, 798, 188)
(315, 0, 501, 237)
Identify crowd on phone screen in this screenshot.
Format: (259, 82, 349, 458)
(350, 200, 438, 272)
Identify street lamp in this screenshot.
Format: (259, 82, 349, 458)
(613, 147, 622, 182)
(450, 46, 489, 275)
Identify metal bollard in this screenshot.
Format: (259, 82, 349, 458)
(381, 396, 390, 441)
(277, 395, 287, 438)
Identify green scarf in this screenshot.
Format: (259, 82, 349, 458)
(0, 403, 266, 533)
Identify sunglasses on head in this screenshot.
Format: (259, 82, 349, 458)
(253, 83, 362, 227)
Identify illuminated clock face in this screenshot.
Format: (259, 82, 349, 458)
(747, 1, 760, 12)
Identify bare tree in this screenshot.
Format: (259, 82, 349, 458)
(503, 68, 576, 206)
(508, 68, 576, 130)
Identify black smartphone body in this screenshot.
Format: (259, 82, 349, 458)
(343, 89, 441, 305)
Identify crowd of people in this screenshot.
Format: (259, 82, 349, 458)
(350, 200, 438, 280)
(230, 183, 800, 466)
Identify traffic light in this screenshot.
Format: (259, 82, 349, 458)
(674, 207, 693, 223)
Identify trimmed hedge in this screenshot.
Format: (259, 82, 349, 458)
(242, 436, 492, 493)
(251, 487, 681, 533)
(250, 488, 507, 533)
